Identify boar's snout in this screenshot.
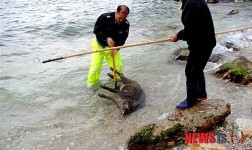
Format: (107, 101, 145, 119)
(121, 102, 131, 116)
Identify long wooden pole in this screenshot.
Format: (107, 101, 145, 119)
(41, 26, 252, 63)
(42, 38, 171, 63)
(215, 26, 252, 35)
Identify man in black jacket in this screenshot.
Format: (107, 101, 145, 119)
(170, 0, 216, 109)
(87, 5, 130, 89)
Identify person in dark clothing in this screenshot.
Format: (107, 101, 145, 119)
(87, 5, 130, 90)
(170, 0, 216, 109)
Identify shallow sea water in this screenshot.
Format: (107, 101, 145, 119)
(1, 0, 252, 149)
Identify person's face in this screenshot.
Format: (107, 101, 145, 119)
(115, 10, 128, 24)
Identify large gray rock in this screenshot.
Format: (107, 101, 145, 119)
(168, 99, 231, 132)
(127, 99, 231, 149)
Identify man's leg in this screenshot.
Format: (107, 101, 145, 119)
(87, 39, 104, 89)
(196, 49, 212, 100)
(197, 72, 207, 100)
(176, 50, 198, 109)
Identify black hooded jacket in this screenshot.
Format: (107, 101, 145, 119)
(94, 12, 130, 47)
(177, 0, 216, 50)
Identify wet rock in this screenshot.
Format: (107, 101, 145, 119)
(207, 0, 220, 3)
(224, 42, 240, 51)
(175, 50, 189, 61)
(219, 0, 235, 2)
(168, 99, 231, 132)
(209, 54, 224, 63)
(127, 99, 231, 149)
(175, 48, 189, 61)
(175, 48, 224, 63)
(227, 9, 239, 15)
(214, 56, 252, 85)
(127, 123, 183, 150)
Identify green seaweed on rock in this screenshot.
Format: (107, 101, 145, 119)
(130, 123, 183, 144)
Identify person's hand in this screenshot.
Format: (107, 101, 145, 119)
(169, 35, 179, 42)
(111, 49, 117, 57)
(107, 37, 117, 56)
(107, 37, 115, 47)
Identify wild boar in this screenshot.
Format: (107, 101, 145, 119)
(98, 70, 145, 116)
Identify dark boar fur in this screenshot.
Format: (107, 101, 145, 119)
(98, 70, 145, 116)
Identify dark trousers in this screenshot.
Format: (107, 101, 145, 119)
(185, 47, 212, 102)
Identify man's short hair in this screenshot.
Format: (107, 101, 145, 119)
(117, 5, 130, 14)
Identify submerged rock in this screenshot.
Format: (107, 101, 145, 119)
(174, 48, 189, 61)
(175, 50, 189, 61)
(175, 48, 224, 63)
(227, 9, 239, 15)
(127, 99, 231, 149)
(207, 0, 220, 3)
(214, 56, 252, 85)
(209, 54, 224, 63)
(224, 42, 240, 51)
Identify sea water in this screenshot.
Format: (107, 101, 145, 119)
(1, 0, 252, 149)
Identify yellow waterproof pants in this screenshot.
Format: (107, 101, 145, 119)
(87, 38, 123, 88)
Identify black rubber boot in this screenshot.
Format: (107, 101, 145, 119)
(176, 81, 197, 110)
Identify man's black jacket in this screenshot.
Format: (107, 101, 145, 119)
(94, 12, 130, 47)
(177, 0, 216, 50)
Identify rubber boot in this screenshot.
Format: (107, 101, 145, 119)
(176, 81, 197, 109)
(196, 72, 207, 100)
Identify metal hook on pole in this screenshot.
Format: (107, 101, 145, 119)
(33, 57, 41, 63)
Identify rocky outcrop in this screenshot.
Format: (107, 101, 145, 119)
(214, 56, 252, 85)
(127, 99, 231, 149)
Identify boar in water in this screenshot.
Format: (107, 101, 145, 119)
(98, 70, 145, 116)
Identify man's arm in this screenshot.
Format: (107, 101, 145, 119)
(177, 1, 201, 41)
(93, 14, 109, 46)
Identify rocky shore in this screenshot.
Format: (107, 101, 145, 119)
(126, 99, 252, 149)
(127, 99, 231, 149)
